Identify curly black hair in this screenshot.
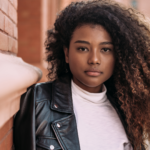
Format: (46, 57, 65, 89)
(45, 0, 150, 149)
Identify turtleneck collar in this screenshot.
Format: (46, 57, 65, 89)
(71, 80, 107, 104)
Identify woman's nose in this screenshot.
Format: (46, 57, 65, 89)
(88, 49, 100, 65)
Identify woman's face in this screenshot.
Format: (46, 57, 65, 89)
(64, 24, 115, 93)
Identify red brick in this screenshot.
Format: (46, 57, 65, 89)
(13, 9, 17, 24)
(0, 137, 6, 150)
(4, 16, 14, 36)
(0, 117, 13, 141)
(0, 11, 5, 30)
(10, 7, 17, 24)
(13, 24, 18, 39)
(9, 0, 13, 5)
(5, 130, 13, 150)
(0, 0, 2, 9)
(13, 0, 17, 10)
(0, 32, 8, 51)
(8, 36, 18, 53)
(8, 2, 16, 23)
(1, 0, 9, 15)
(0, 129, 13, 150)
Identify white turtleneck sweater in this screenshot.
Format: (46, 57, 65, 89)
(71, 80, 133, 150)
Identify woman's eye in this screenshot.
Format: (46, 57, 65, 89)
(101, 48, 111, 52)
(77, 47, 88, 51)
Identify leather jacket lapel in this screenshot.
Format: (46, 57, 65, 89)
(51, 75, 73, 113)
(51, 75, 81, 150)
(51, 115, 80, 150)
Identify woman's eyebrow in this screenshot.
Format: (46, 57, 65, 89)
(74, 40, 113, 45)
(100, 42, 113, 45)
(74, 40, 90, 44)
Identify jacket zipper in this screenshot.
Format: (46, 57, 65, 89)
(51, 124, 65, 150)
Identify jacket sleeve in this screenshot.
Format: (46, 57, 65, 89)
(13, 85, 36, 150)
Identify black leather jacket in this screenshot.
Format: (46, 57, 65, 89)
(13, 75, 145, 150)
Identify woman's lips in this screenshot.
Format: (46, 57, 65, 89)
(85, 71, 102, 76)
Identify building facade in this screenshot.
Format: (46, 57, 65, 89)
(0, 0, 42, 149)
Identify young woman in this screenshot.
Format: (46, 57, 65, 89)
(14, 0, 150, 150)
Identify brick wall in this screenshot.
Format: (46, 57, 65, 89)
(0, 0, 18, 54)
(0, 0, 18, 149)
(0, 117, 13, 150)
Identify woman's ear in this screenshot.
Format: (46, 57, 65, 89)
(63, 47, 69, 63)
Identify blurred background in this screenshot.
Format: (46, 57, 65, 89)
(17, 0, 150, 82)
(0, 0, 150, 149)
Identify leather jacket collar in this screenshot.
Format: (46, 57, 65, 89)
(51, 75, 74, 113)
(14, 74, 145, 150)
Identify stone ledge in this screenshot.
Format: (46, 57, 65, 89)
(0, 53, 42, 128)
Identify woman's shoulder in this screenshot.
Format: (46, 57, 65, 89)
(26, 74, 71, 103)
(35, 80, 54, 90)
(26, 80, 55, 103)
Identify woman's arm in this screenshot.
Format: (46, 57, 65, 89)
(13, 85, 36, 150)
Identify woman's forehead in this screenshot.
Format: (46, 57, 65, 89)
(71, 24, 112, 43)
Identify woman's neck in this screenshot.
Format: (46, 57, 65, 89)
(72, 77, 103, 93)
